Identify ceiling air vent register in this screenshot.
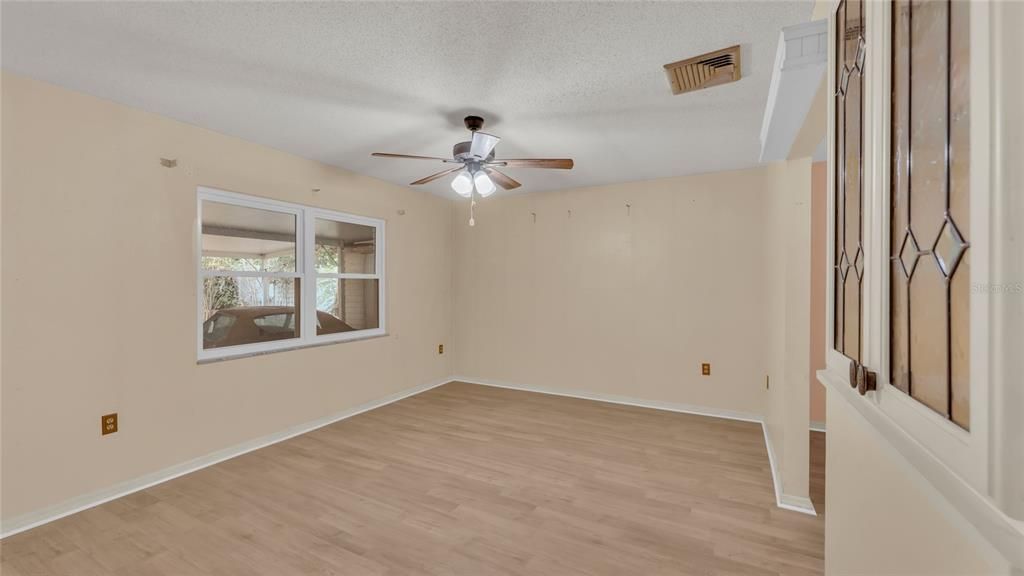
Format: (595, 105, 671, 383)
(663, 45, 742, 95)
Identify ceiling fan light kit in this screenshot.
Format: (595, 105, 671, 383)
(372, 115, 574, 225)
(451, 170, 474, 197)
(473, 171, 496, 197)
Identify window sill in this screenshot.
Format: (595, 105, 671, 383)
(197, 332, 390, 364)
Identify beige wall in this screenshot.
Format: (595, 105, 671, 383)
(0, 73, 453, 523)
(810, 161, 827, 424)
(451, 161, 811, 421)
(825, 391, 1007, 575)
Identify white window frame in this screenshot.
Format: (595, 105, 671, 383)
(196, 187, 386, 362)
(821, 0, 1024, 564)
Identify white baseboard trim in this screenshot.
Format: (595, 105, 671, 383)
(4, 376, 819, 538)
(810, 420, 827, 433)
(0, 377, 451, 540)
(780, 494, 819, 514)
(451, 376, 764, 424)
(454, 376, 817, 516)
(762, 422, 818, 516)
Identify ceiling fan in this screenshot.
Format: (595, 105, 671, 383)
(371, 115, 574, 201)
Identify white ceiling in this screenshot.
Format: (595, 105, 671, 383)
(1, 1, 811, 198)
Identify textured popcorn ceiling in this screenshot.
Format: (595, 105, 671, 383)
(1, 1, 811, 197)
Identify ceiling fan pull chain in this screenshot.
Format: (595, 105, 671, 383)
(469, 193, 477, 227)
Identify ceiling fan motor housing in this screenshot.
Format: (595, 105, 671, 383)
(453, 141, 494, 163)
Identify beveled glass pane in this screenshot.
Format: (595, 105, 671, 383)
(889, 0, 970, 427)
(892, 0, 910, 258)
(201, 277, 300, 349)
(891, 261, 910, 393)
(934, 219, 967, 277)
(844, 269, 860, 361)
(835, 269, 844, 351)
(201, 201, 296, 272)
(315, 219, 376, 274)
(845, 70, 862, 266)
(842, 50, 862, 361)
(834, 0, 845, 354)
(899, 230, 921, 279)
(316, 278, 380, 333)
(835, 100, 846, 276)
(949, 0, 970, 239)
(949, 0, 970, 430)
(908, 0, 949, 248)
(910, 260, 948, 416)
(845, 0, 861, 65)
(837, 0, 846, 75)
(951, 251, 970, 428)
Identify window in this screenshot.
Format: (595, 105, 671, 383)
(314, 218, 380, 335)
(890, 0, 970, 428)
(821, 0, 1024, 528)
(197, 188, 385, 360)
(834, 0, 866, 363)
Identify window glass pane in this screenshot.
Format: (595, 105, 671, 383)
(316, 278, 380, 334)
(949, 0, 970, 237)
(835, 269, 844, 351)
(844, 271, 860, 361)
(315, 219, 376, 274)
(890, 0, 969, 429)
(891, 261, 910, 393)
(845, 0, 861, 66)
(202, 200, 296, 272)
(949, 0, 970, 428)
(908, 0, 948, 247)
(951, 252, 970, 427)
(833, 0, 863, 361)
(892, 1, 910, 245)
(843, 68, 862, 361)
(202, 277, 300, 349)
(891, 0, 911, 394)
(909, 260, 948, 415)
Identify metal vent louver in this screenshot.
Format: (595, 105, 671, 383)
(663, 45, 742, 95)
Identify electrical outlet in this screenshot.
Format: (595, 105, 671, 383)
(438, 344, 444, 355)
(701, 363, 711, 376)
(101, 413, 118, 435)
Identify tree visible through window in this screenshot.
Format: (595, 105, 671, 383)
(198, 190, 384, 359)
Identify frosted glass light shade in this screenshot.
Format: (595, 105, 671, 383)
(474, 171, 497, 197)
(451, 170, 473, 197)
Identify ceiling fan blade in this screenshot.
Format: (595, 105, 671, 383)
(372, 152, 449, 161)
(487, 168, 521, 190)
(495, 158, 574, 169)
(410, 166, 463, 185)
(469, 132, 501, 159)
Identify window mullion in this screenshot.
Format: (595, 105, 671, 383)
(303, 208, 316, 344)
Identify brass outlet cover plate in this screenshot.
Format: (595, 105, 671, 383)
(102, 413, 118, 435)
(438, 344, 444, 355)
(701, 363, 711, 376)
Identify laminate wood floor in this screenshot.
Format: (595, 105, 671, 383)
(1, 382, 825, 575)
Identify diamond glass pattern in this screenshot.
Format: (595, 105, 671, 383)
(933, 217, 967, 278)
(898, 230, 920, 279)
